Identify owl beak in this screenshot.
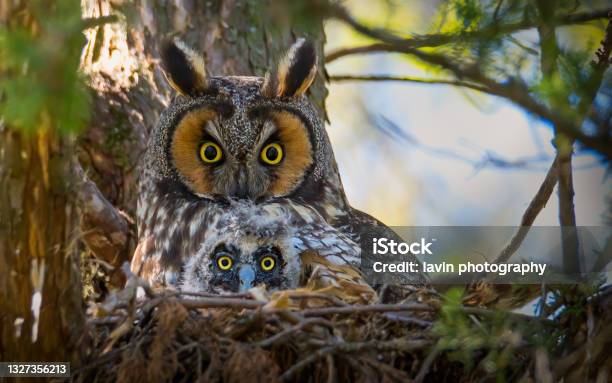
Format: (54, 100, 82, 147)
(233, 169, 250, 199)
(238, 265, 255, 292)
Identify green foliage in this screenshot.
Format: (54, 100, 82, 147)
(422, 0, 609, 131)
(433, 288, 552, 380)
(454, 0, 484, 30)
(0, 0, 91, 134)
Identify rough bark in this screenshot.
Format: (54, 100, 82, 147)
(0, 128, 85, 361)
(0, 1, 86, 362)
(78, 0, 327, 274)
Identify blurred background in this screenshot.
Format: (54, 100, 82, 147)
(1, 0, 611, 366)
(324, 0, 610, 226)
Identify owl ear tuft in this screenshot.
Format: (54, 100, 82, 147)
(160, 37, 208, 96)
(262, 38, 317, 98)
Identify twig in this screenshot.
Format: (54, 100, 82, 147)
(72, 342, 132, 374)
(280, 338, 430, 382)
(459, 306, 555, 325)
(156, 290, 253, 299)
(329, 74, 488, 92)
(327, 43, 399, 62)
(414, 347, 441, 383)
(375, 115, 561, 171)
(325, 5, 612, 62)
(257, 317, 333, 347)
(493, 155, 559, 263)
(176, 297, 265, 310)
(333, 43, 609, 156)
(357, 356, 411, 381)
(493, 13, 611, 265)
(326, 354, 337, 383)
(299, 303, 435, 317)
(395, 48, 610, 157)
(383, 312, 432, 327)
(326, 7, 612, 157)
(285, 292, 348, 307)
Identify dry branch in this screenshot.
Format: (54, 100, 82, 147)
(493, 13, 612, 265)
(299, 303, 435, 317)
(75, 162, 134, 284)
(536, 0, 580, 273)
(494, 155, 559, 263)
(280, 338, 430, 382)
(285, 292, 349, 307)
(177, 297, 265, 310)
(329, 74, 489, 92)
(398, 48, 609, 157)
(326, 7, 612, 158)
(325, 5, 612, 62)
(256, 318, 333, 347)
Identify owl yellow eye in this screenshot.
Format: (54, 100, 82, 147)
(260, 256, 276, 271)
(217, 255, 233, 271)
(260, 143, 283, 165)
(199, 141, 223, 164)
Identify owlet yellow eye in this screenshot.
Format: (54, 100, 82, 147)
(260, 143, 283, 165)
(217, 255, 233, 271)
(199, 141, 223, 164)
(260, 256, 276, 271)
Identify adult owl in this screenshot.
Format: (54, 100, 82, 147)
(132, 37, 426, 290)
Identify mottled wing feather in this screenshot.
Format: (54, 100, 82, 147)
(130, 235, 166, 287)
(292, 222, 360, 267)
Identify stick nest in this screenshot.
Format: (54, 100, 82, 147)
(74, 266, 612, 383)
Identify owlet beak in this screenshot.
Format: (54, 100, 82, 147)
(238, 265, 255, 292)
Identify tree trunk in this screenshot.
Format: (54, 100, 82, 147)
(0, 130, 85, 362)
(0, 2, 86, 362)
(78, 0, 327, 279)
